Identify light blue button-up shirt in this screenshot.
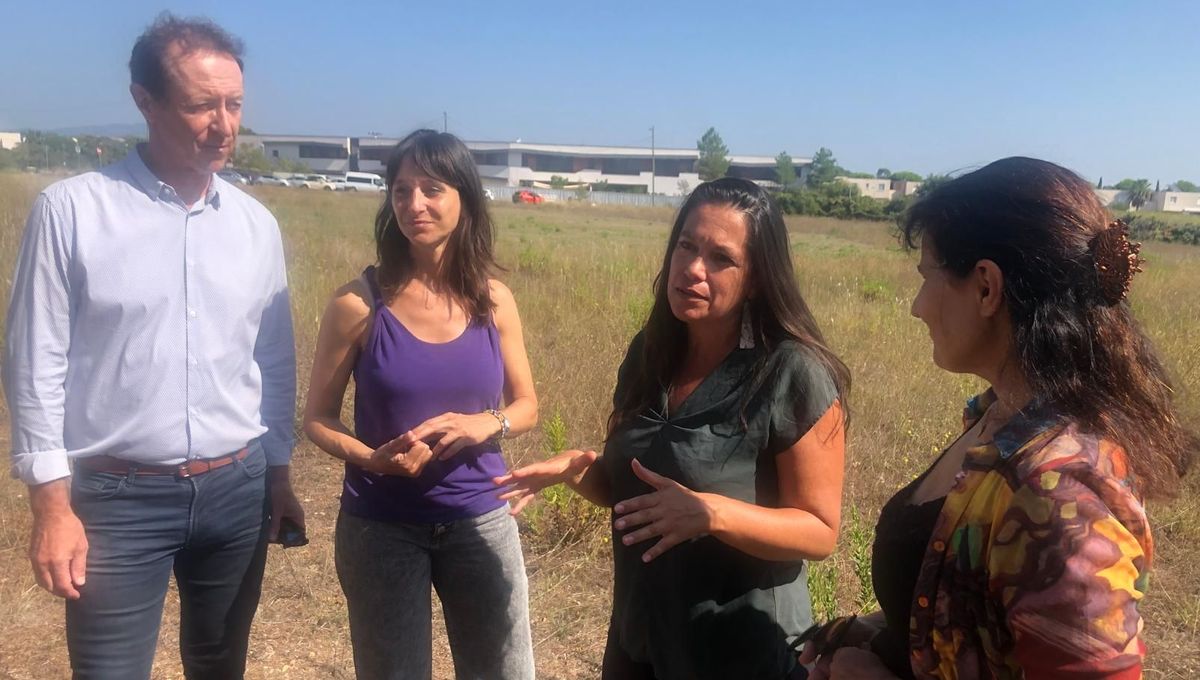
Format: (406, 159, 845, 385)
(4, 148, 296, 485)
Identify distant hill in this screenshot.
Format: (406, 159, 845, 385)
(50, 123, 147, 138)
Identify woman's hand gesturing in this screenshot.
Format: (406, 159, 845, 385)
(494, 450, 598, 514)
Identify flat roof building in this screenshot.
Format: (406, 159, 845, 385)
(240, 134, 810, 196)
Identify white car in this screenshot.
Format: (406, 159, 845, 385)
(344, 171, 386, 193)
(257, 174, 291, 187)
(321, 176, 348, 191)
(216, 169, 248, 185)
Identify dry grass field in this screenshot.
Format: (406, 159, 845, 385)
(1, 172, 1197, 678)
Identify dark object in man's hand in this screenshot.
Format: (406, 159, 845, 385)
(274, 516, 309, 548)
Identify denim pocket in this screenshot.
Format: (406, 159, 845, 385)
(72, 469, 128, 501)
(234, 446, 268, 479)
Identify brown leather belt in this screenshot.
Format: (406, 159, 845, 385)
(77, 448, 250, 478)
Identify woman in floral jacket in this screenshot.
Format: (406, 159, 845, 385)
(803, 157, 1192, 679)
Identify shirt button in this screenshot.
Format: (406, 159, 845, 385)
(189, 356, 198, 366)
(917, 596, 930, 608)
(933, 540, 945, 552)
(187, 308, 197, 318)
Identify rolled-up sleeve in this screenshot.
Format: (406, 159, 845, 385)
(253, 223, 296, 466)
(3, 193, 74, 485)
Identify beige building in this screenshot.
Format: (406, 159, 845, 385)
(0, 131, 22, 150)
(1145, 191, 1200, 213)
(837, 176, 895, 200)
(836, 176, 924, 200)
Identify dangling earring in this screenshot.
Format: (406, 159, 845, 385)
(739, 301, 756, 349)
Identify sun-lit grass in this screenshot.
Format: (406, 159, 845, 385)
(1, 173, 1197, 678)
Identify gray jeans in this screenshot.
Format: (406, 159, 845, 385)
(335, 507, 535, 680)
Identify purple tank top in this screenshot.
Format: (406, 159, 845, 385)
(343, 266, 508, 524)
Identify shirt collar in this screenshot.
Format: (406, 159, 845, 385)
(963, 389, 1060, 460)
(125, 145, 221, 209)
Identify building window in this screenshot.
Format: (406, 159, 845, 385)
(1170, 196, 1177, 203)
(299, 144, 348, 160)
(359, 146, 391, 162)
(471, 150, 509, 166)
(272, 150, 278, 158)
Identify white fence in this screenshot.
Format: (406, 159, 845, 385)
(485, 184, 684, 209)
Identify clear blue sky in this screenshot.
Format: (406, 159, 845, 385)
(2, 0, 1196, 183)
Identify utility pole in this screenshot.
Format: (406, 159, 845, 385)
(443, 112, 448, 132)
(650, 125, 656, 207)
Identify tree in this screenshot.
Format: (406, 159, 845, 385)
(876, 168, 892, 179)
(806, 147, 840, 188)
(1127, 179, 1152, 210)
(696, 127, 730, 181)
(1174, 180, 1199, 192)
(890, 170, 922, 182)
(1097, 176, 1103, 189)
(549, 175, 568, 189)
(238, 125, 257, 135)
(677, 179, 691, 195)
(1113, 178, 1139, 191)
(231, 142, 273, 173)
(915, 173, 952, 197)
(775, 151, 797, 189)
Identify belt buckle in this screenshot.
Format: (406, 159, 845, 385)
(176, 462, 194, 479)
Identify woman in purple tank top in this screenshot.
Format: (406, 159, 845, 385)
(303, 130, 538, 679)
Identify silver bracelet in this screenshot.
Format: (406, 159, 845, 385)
(485, 408, 510, 441)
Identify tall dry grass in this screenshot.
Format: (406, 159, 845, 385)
(0, 174, 1197, 678)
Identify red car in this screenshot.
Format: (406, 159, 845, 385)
(512, 189, 544, 204)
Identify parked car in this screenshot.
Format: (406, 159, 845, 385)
(257, 174, 291, 187)
(512, 189, 544, 204)
(301, 174, 344, 191)
(344, 171, 386, 193)
(324, 176, 348, 191)
(216, 169, 248, 185)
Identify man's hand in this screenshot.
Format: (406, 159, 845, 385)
(267, 465, 305, 543)
(28, 479, 88, 600)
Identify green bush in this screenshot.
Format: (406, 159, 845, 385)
(1119, 212, 1200, 245)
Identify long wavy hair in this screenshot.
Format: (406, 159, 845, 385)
(900, 156, 1193, 498)
(373, 129, 498, 318)
(609, 177, 851, 435)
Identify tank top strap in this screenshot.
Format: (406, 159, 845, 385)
(362, 265, 385, 311)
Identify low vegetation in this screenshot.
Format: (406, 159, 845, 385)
(1, 174, 1196, 678)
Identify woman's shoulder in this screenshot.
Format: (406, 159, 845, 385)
(487, 278, 514, 304)
(324, 276, 373, 332)
(764, 339, 836, 392)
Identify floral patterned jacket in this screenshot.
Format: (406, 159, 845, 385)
(909, 391, 1150, 679)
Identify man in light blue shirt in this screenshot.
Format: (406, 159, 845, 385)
(3, 14, 302, 679)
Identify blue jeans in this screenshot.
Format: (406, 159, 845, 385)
(66, 444, 269, 679)
(335, 506, 535, 680)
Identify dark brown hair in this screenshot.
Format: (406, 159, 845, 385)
(900, 156, 1193, 498)
(373, 130, 498, 318)
(610, 177, 850, 434)
(130, 12, 244, 100)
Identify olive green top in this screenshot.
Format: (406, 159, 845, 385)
(602, 333, 838, 680)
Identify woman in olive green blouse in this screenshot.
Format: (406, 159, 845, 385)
(496, 177, 850, 680)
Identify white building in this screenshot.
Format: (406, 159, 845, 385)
(240, 134, 810, 196)
(0, 131, 22, 150)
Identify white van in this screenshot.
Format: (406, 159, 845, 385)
(344, 171, 386, 193)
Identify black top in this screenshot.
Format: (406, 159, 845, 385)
(870, 471, 946, 680)
(602, 333, 838, 680)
